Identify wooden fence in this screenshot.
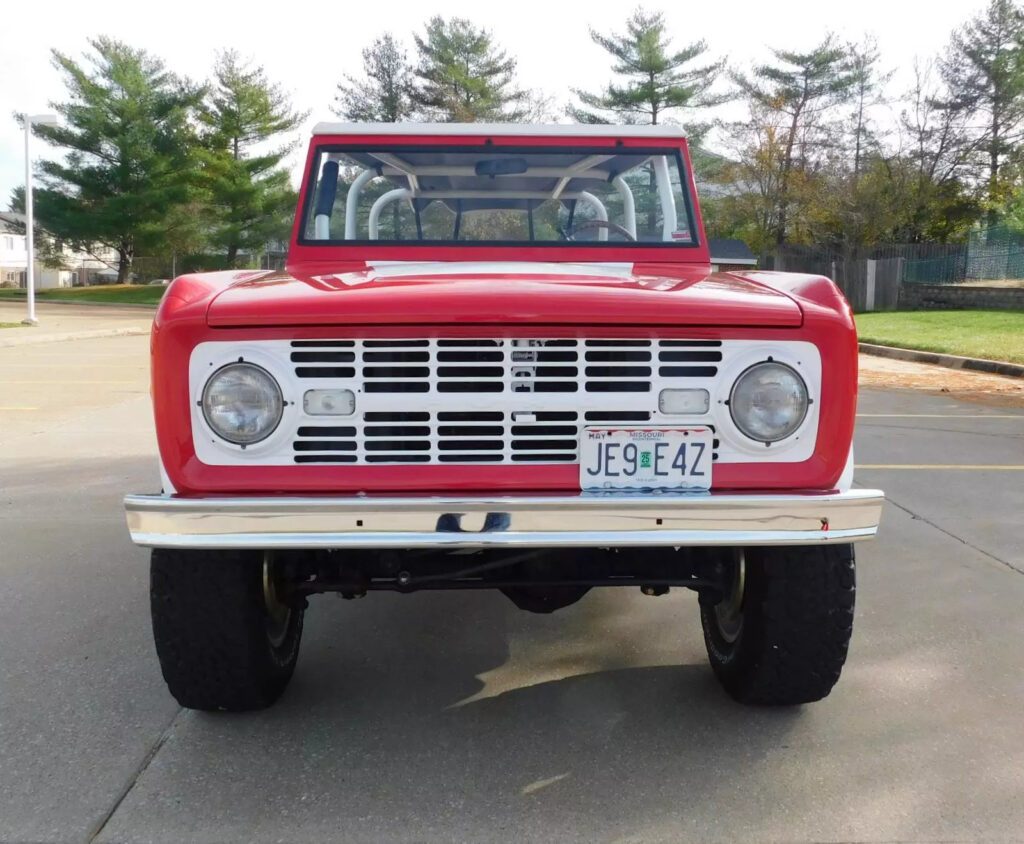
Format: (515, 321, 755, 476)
(773, 254, 903, 311)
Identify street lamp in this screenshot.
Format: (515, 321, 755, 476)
(22, 113, 59, 326)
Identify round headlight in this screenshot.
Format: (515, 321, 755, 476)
(201, 362, 283, 445)
(729, 361, 809, 443)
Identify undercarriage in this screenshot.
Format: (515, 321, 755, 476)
(273, 545, 736, 613)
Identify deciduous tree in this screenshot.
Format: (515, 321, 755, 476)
(731, 37, 858, 245)
(894, 60, 979, 241)
(846, 36, 893, 183)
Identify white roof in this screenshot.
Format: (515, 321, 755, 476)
(312, 122, 687, 139)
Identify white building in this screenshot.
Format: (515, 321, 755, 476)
(0, 218, 28, 288)
(0, 212, 118, 288)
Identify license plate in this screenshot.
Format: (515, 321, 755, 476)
(580, 427, 713, 491)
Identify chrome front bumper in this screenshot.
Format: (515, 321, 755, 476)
(124, 489, 884, 550)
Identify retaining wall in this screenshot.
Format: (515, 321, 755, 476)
(899, 284, 1024, 310)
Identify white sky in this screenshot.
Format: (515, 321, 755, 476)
(0, 0, 991, 205)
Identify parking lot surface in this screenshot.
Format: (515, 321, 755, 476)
(1, 333, 1022, 843)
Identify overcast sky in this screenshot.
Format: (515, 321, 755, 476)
(0, 0, 992, 205)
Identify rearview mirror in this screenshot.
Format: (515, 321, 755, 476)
(475, 158, 529, 178)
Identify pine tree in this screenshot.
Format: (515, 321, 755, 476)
(29, 37, 202, 283)
(940, 0, 1024, 226)
(199, 51, 307, 266)
(569, 8, 725, 127)
(411, 17, 527, 122)
(335, 34, 414, 122)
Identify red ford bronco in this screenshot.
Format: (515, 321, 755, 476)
(126, 123, 883, 711)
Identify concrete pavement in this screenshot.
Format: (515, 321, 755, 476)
(1, 333, 1023, 842)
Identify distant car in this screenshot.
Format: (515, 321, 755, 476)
(147, 279, 169, 286)
(125, 122, 883, 711)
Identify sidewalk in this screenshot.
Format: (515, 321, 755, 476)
(0, 301, 153, 347)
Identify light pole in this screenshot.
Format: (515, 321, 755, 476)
(22, 113, 59, 326)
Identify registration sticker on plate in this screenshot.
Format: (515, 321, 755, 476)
(580, 427, 713, 491)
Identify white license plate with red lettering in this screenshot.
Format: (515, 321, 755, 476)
(579, 427, 713, 491)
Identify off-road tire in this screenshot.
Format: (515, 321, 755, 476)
(700, 544, 855, 705)
(151, 549, 304, 711)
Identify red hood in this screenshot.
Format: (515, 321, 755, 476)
(205, 262, 802, 327)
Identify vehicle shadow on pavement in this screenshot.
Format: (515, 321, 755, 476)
(107, 589, 808, 840)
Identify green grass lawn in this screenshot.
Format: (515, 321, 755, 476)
(0, 284, 166, 305)
(856, 310, 1024, 364)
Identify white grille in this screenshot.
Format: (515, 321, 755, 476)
(189, 338, 822, 466)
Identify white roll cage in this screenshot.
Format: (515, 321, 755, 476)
(367, 189, 611, 241)
(315, 153, 679, 242)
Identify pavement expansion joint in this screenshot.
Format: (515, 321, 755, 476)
(884, 495, 1023, 577)
(86, 707, 183, 843)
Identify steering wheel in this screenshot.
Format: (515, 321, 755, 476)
(561, 220, 637, 242)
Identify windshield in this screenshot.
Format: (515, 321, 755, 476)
(301, 145, 697, 247)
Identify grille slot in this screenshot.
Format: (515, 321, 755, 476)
(364, 412, 429, 422)
(364, 351, 429, 362)
(585, 411, 650, 421)
(364, 425, 431, 437)
(439, 425, 503, 436)
(585, 381, 650, 392)
(364, 382, 429, 393)
(658, 366, 718, 378)
(439, 439, 503, 451)
(584, 350, 650, 362)
(438, 351, 504, 362)
(439, 411, 503, 421)
(296, 426, 355, 437)
(365, 440, 430, 451)
(511, 425, 576, 436)
(294, 441, 355, 452)
(363, 366, 430, 378)
(296, 366, 356, 378)
(659, 350, 723, 362)
(290, 351, 355, 362)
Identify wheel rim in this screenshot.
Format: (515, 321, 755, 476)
(262, 552, 292, 649)
(713, 551, 746, 644)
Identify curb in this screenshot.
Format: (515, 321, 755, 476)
(859, 342, 1024, 378)
(0, 326, 151, 348)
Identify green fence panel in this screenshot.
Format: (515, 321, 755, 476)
(902, 254, 967, 284)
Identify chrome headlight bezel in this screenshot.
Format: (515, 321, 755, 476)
(201, 361, 284, 446)
(728, 360, 809, 444)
